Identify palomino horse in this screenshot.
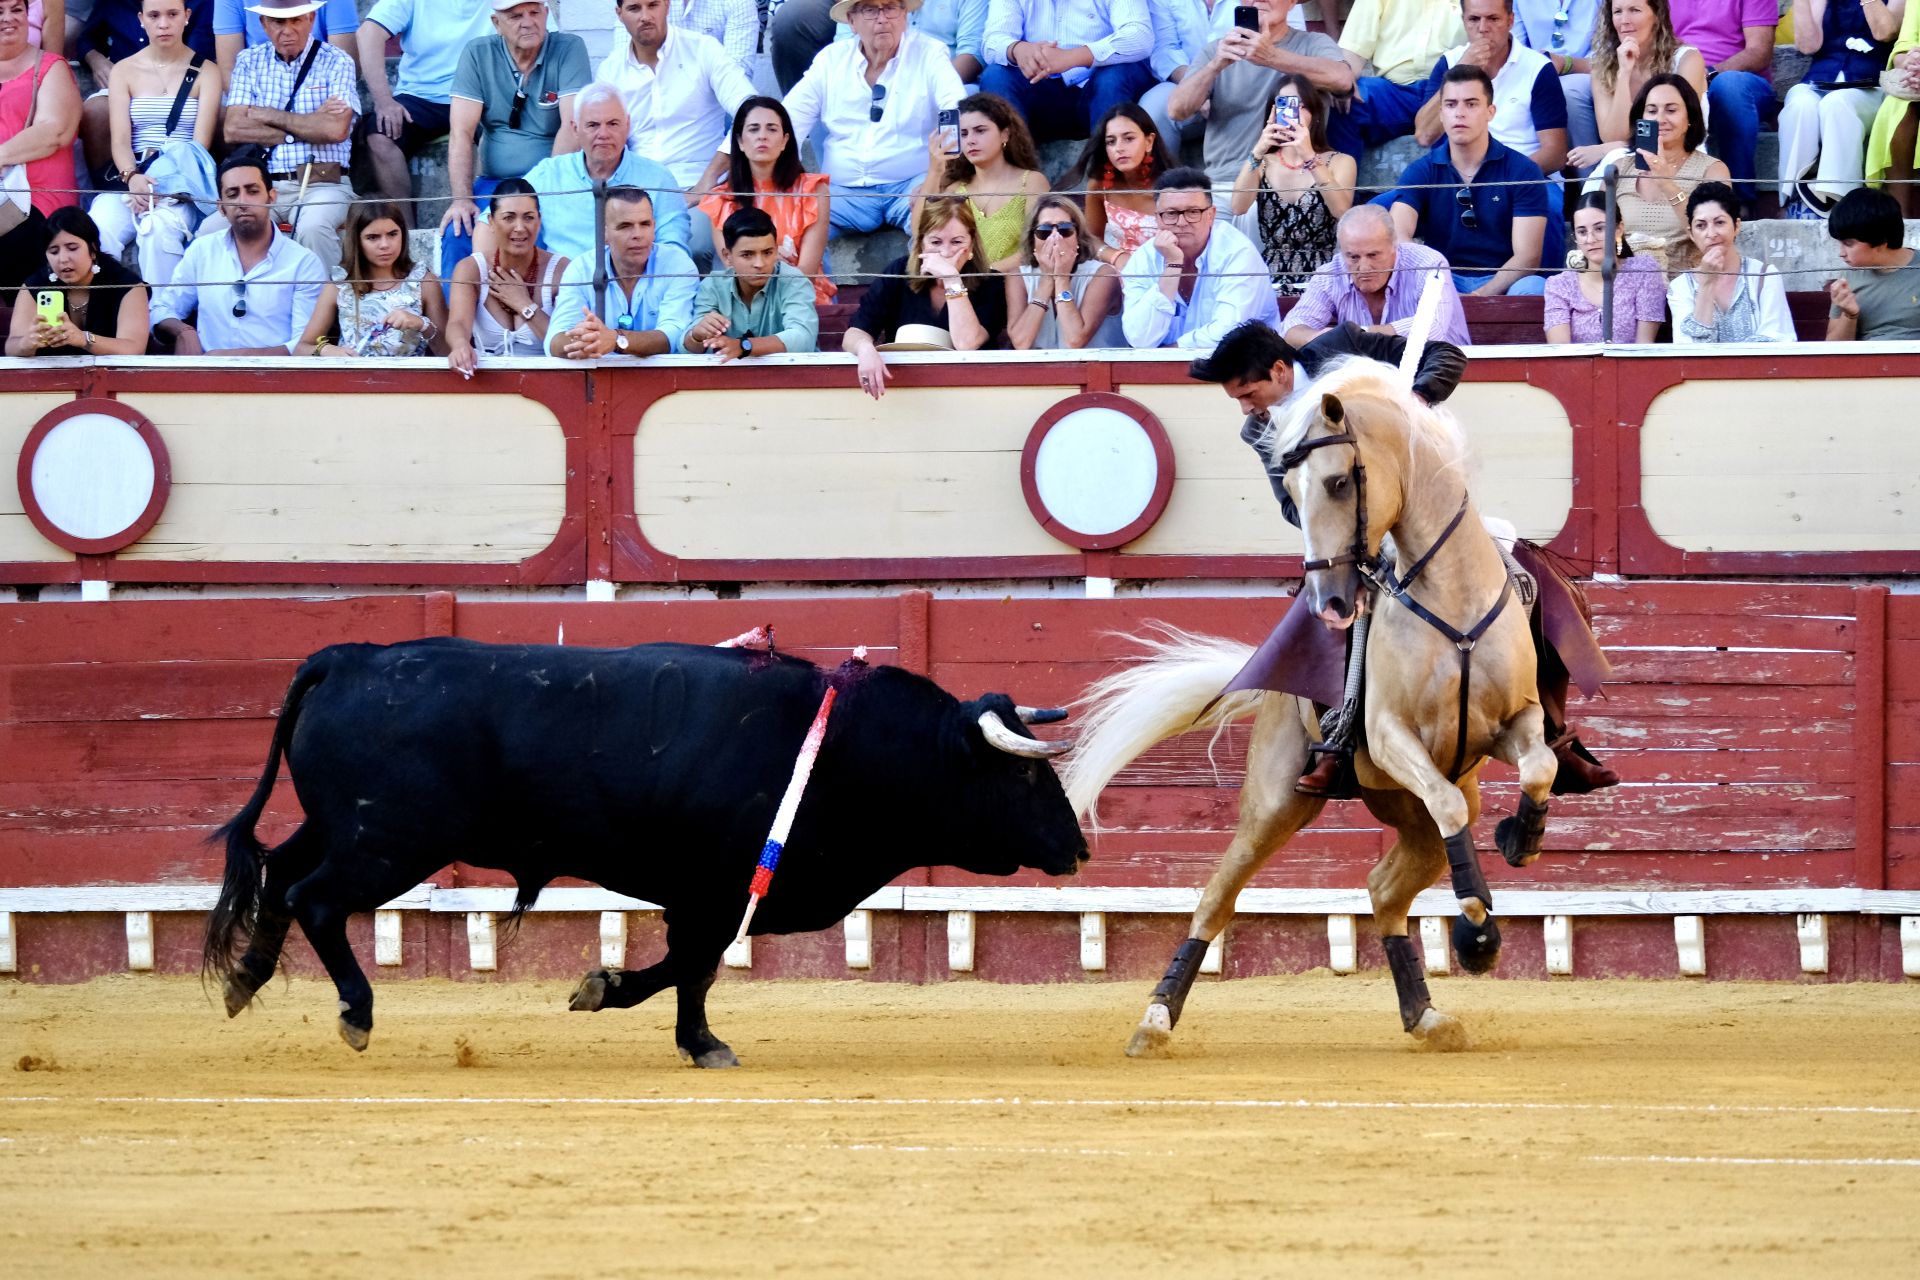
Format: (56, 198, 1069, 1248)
(1062, 361, 1558, 1052)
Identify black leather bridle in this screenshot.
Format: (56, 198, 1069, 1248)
(1277, 412, 1514, 783)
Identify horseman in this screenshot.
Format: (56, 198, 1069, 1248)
(1187, 318, 1617, 801)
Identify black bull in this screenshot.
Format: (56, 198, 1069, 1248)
(204, 638, 1088, 1066)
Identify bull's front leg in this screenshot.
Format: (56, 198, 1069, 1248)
(673, 961, 738, 1069)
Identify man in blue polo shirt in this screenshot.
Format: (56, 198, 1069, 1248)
(1391, 63, 1556, 296)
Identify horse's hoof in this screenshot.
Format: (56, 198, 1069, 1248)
(679, 1044, 740, 1069)
(1453, 913, 1502, 975)
(1409, 1008, 1469, 1052)
(338, 1019, 370, 1052)
(568, 971, 609, 1012)
(222, 974, 255, 1018)
(1125, 1002, 1173, 1058)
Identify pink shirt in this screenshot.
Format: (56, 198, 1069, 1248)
(1543, 255, 1667, 343)
(1669, 0, 1778, 72)
(1, 51, 79, 218)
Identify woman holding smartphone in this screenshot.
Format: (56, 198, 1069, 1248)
(918, 93, 1047, 272)
(1606, 74, 1726, 277)
(1231, 74, 1353, 295)
(6, 206, 149, 356)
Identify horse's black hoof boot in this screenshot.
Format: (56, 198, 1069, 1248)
(1452, 913, 1502, 975)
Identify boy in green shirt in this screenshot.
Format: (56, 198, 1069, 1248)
(683, 207, 820, 359)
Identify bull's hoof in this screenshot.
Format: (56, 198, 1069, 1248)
(568, 970, 610, 1012)
(678, 1043, 740, 1070)
(338, 1018, 370, 1052)
(1409, 1008, 1470, 1052)
(1453, 913, 1503, 975)
(222, 973, 256, 1018)
(1124, 1002, 1173, 1058)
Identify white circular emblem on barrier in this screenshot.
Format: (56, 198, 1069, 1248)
(18, 400, 171, 554)
(1020, 393, 1174, 550)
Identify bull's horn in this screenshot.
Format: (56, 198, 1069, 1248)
(1015, 705, 1069, 725)
(978, 710, 1074, 759)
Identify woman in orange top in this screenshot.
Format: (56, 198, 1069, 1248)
(698, 96, 834, 307)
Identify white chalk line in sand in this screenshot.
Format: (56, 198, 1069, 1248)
(3, 1094, 1918, 1118)
(1588, 1155, 1920, 1169)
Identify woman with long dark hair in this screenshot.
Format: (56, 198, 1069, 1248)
(1604, 73, 1728, 277)
(1072, 102, 1176, 267)
(445, 178, 568, 375)
(305, 200, 447, 358)
(918, 92, 1047, 272)
(1229, 74, 1355, 295)
(6, 205, 149, 355)
(1544, 191, 1666, 343)
(698, 95, 833, 305)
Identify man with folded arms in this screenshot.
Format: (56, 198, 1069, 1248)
(550, 186, 697, 359)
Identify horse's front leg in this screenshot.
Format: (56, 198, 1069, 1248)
(1128, 694, 1324, 1058)
(1362, 790, 1468, 1051)
(1492, 702, 1556, 868)
(1366, 718, 1502, 975)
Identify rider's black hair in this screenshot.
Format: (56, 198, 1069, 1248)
(1187, 321, 1297, 387)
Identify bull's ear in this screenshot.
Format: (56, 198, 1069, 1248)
(1321, 393, 1344, 425)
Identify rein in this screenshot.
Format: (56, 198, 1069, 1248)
(1280, 421, 1514, 783)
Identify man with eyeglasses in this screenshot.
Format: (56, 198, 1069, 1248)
(1120, 166, 1280, 349)
(1390, 63, 1556, 296)
(442, 1, 592, 278)
(1510, 0, 1602, 155)
(978, 0, 1154, 141)
(151, 148, 324, 355)
(549, 185, 697, 358)
(219, 0, 360, 271)
(1411, 0, 1569, 179)
(773, 0, 988, 94)
(785, 0, 964, 236)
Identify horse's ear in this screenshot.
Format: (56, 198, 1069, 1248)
(1321, 393, 1345, 425)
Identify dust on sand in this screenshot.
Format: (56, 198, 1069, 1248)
(4, 974, 1918, 1277)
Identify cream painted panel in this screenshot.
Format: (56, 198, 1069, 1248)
(1643, 378, 1920, 552)
(1114, 379, 1573, 557)
(636, 386, 1077, 559)
(113, 393, 567, 563)
(0, 394, 82, 563)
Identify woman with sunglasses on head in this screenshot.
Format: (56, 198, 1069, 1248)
(698, 96, 835, 307)
(1667, 179, 1794, 343)
(302, 200, 447, 358)
(1008, 196, 1123, 350)
(445, 178, 567, 377)
(918, 92, 1047, 272)
(1230, 74, 1354, 296)
(6, 206, 149, 355)
(1543, 191, 1666, 343)
(1072, 103, 1177, 270)
(843, 195, 1016, 399)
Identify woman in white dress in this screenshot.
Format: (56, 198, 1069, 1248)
(445, 179, 568, 376)
(1667, 180, 1796, 343)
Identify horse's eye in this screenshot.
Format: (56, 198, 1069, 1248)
(1324, 474, 1350, 499)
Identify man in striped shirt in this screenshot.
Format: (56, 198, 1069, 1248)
(219, 0, 358, 270)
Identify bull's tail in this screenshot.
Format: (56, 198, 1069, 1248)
(201, 659, 327, 985)
(1061, 625, 1264, 822)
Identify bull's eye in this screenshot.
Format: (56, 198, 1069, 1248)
(1324, 474, 1350, 500)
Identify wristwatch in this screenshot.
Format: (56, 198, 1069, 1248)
(1056, 288, 1074, 304)
(520, 301, 538, 321)
(614, 332, 630, 353)
(740, 336, 754, 356)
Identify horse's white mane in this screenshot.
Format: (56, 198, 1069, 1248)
(1254, 356, 1471, 488)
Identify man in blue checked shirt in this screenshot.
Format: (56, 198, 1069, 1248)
(979, 0, 1155, 141)
(219, 0, 359, 271)
(151, 149, 325, 355)
(549, 187, 697, 358)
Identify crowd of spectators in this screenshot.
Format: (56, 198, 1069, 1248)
(3, 0, 1919, 374)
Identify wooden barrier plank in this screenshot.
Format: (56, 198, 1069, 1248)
(0, 597, 429, 664)
(0, 720, 287, 783)
(1598, 650, 1853, 685)
(1585, 582, 1860, 617)
(1592, 613, 1856, 650)
(2, 659, 301, 724)
(451, 599, 902, 653)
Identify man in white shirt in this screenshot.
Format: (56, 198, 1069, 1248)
(668, 0, 760, 75)
(978, 0, 1154, 141)
(1121, 167, 1281, 349)
(151, 150, 325, 355)
(785, 0, 965, 235)
(597, 0, 753, 189)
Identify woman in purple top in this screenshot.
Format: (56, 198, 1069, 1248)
(1544, 192, 1666, 343)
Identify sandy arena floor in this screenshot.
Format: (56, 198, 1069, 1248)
(5, 973, 1918, 1277)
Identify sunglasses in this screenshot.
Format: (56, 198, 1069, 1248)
(1550, 5, 1571, 50)
(231, 278, 247, 318)
(1454, 186, 1479, 230)
(869, 83, 886, 123)
(1034, 222, 1075, 239)
(508, 88, 527, 130)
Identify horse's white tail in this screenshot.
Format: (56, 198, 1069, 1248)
(1062, 626, 1266, 821)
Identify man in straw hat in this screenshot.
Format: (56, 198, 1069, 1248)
(218, 0, 359, 270)
(784, 0, 964, 235)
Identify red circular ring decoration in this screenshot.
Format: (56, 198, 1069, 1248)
(1019, 392, 1176, 551)
(17, 398, 172, 555)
